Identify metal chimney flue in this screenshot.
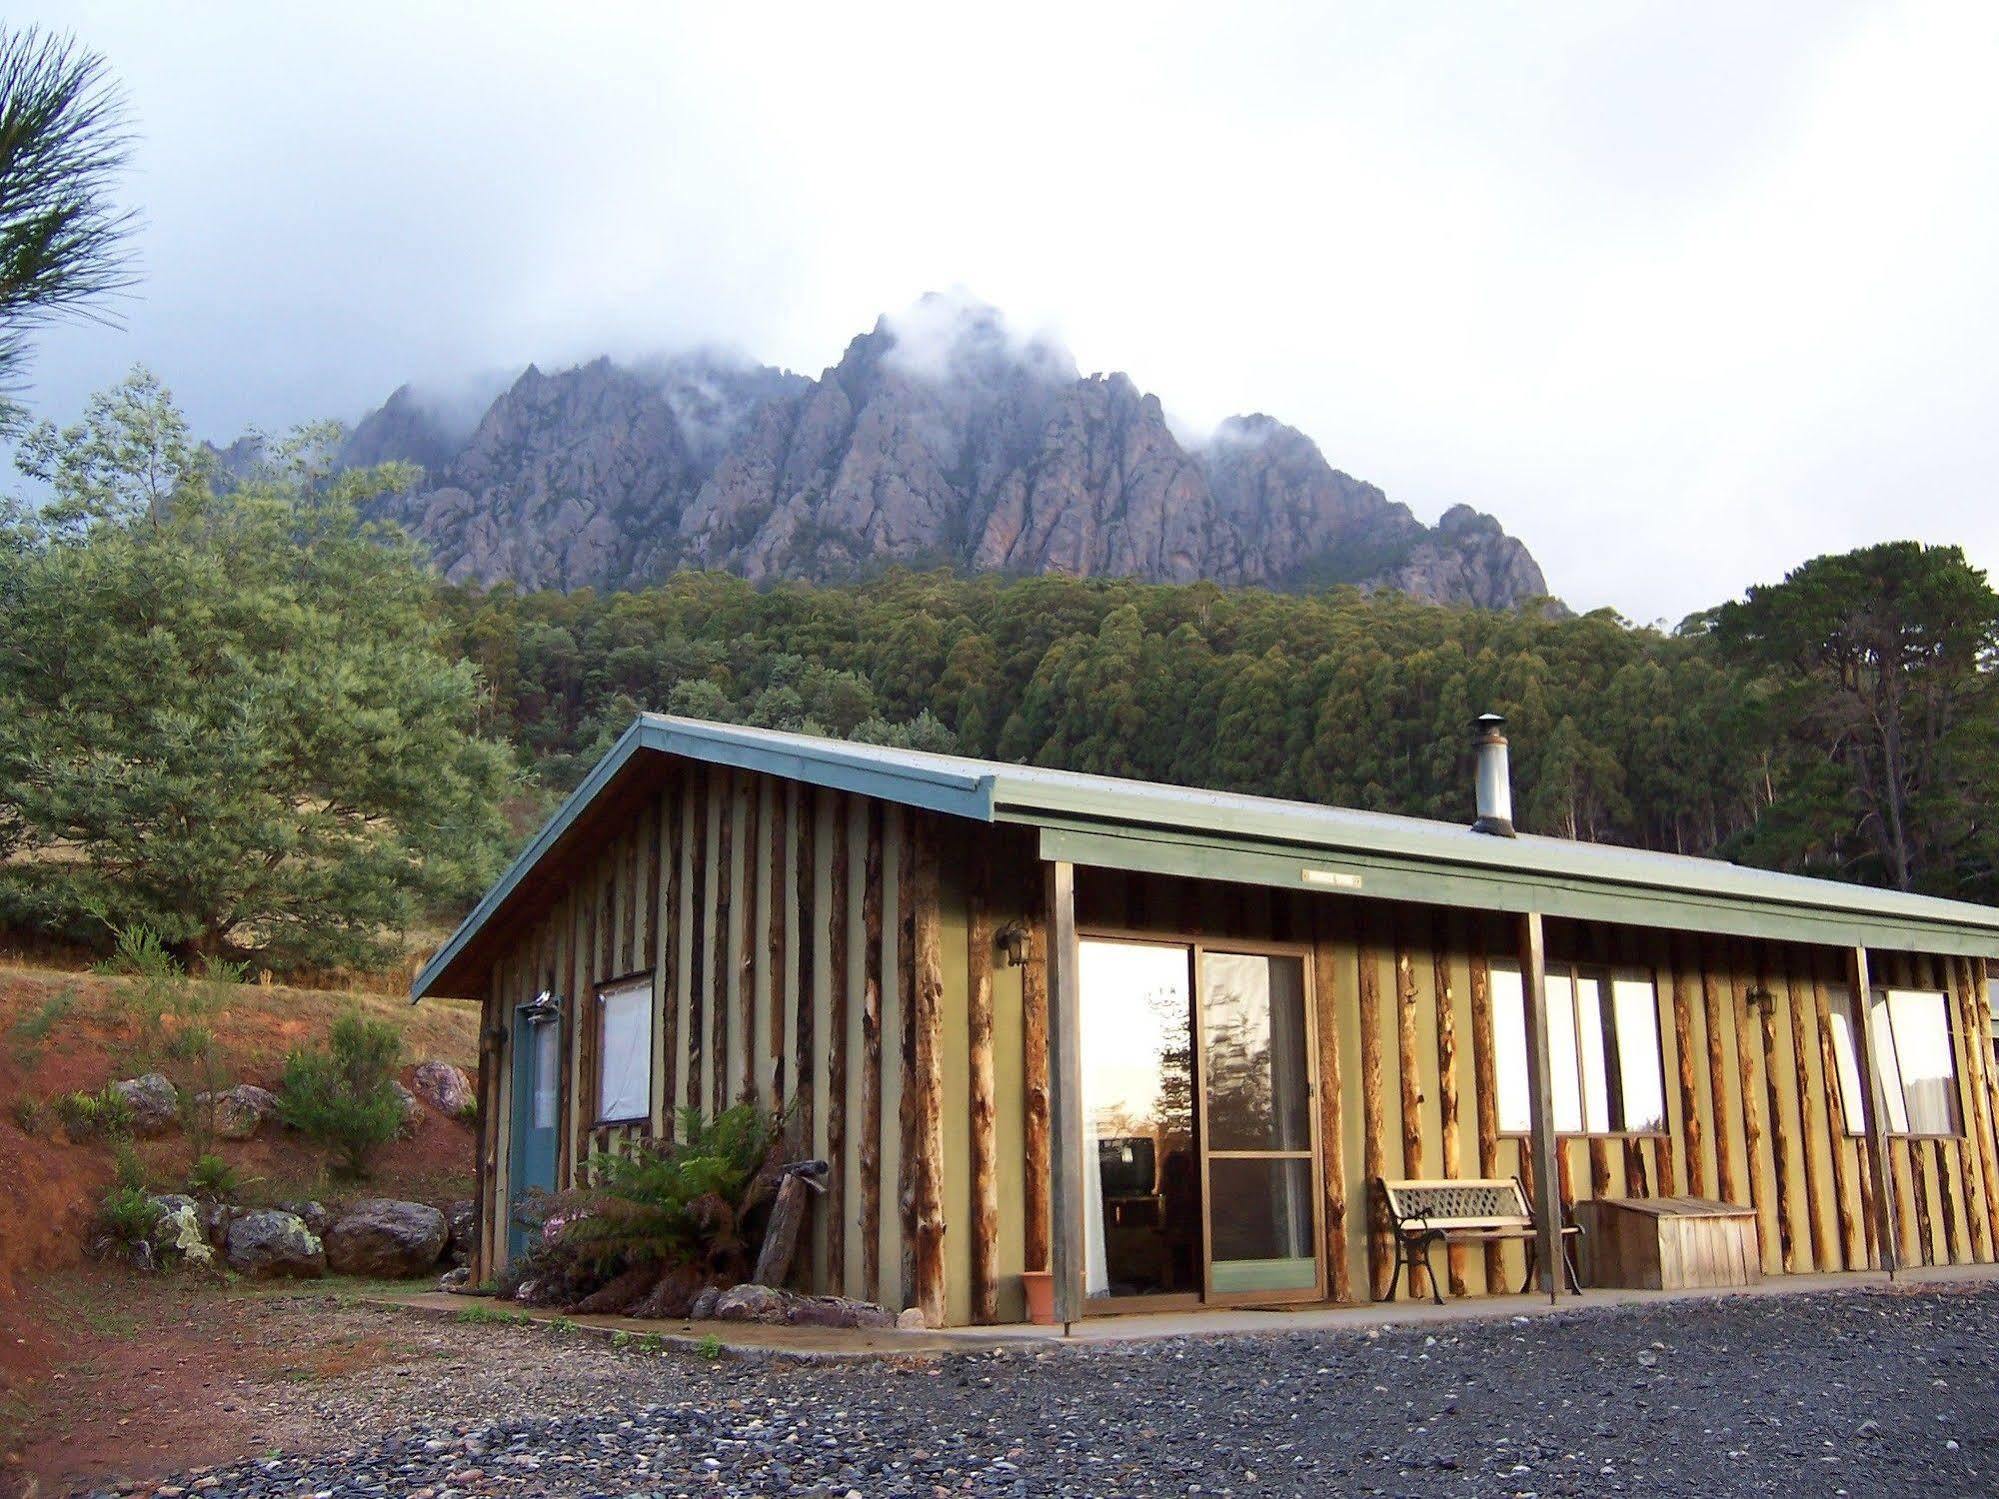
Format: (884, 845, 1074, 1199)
(1471, 712, 1516, 837)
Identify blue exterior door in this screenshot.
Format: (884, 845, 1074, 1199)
(508, 1007, 563, 1260)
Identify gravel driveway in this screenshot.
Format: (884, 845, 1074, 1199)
(91, 1281, 1998, 1497)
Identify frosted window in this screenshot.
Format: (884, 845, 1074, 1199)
(597, 979, 654, 1123)
(532, 1019, 560, 1130)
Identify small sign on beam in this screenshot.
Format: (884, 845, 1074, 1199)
(1301, 867, 1365, 890)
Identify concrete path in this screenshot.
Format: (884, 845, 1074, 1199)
(385, 1260, 1999, 1361)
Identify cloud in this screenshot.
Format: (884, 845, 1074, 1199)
(13, 1, 1999, 623)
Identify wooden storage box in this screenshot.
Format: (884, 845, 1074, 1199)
(1573, 1196, 1762, 1290)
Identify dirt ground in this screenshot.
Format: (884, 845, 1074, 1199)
(0, 960, 482, 1497)
(1, 1271, 419, 1496)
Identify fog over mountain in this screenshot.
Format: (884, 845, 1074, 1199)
(340, 297, 1549, 609)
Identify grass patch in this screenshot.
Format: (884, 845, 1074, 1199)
(7, 983, 77, 1067)
(38, 1277, 143, 1339)
(454, 1303, 533, 1327)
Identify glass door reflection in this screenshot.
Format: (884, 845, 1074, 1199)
(1198, 949, 1321, 1300)
(1078, 939, 1200, 1302)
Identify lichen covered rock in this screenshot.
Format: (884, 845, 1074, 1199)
(225, 1209, 325, 1278)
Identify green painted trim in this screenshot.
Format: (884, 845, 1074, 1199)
(1035, 824, 1999, 957)
(417, 714, 1999, 1003)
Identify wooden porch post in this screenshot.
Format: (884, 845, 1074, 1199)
(1846, 944, 1899, 1278)
(1518, 911, 1562, 1302)
(1045, 860, 1087, 1331)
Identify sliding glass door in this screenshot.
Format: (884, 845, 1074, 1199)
(1198, 949, 1322, 1302)
(1077, 936, 1323, 1310)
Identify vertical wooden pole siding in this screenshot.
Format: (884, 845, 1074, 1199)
(966, 843, 1000, 1324)
(1466, 924, 1506, 1291)
(1430, 914, 1467, 1298)
(1754, 950, 1798, 1274)
(1355, 906, 1389, 1300)
(911, 817, 949, 1328)
(896, 811, 920, 1307)
(687, 769, 710, 1122)
(1393, 921, 1427, 1298)
(768, 783, 787, 1109)
(1045, 859, 1085, 1329)
(654, 787, 678, 1135)
(1699, 938, 1740, 1207)
(1021, 884, 1052, 1276)
(824, 792, 848, 1293)
(737, 777, 759, 1106)
(1953, 956, 1999, 1256)
(1783, 963, 1831, 1271)
(1312, 902, 1352, 1303)
(858, 805, 885, 1303)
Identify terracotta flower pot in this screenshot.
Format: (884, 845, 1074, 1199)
(1020, 1268, 1055, 1325)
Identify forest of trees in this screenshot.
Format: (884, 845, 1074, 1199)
(435, 541, 1999, 906)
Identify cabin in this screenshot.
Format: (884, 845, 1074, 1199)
(412, 713, 1999, 1328)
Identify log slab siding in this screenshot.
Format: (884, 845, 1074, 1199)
(470, 767, 1999, 1321)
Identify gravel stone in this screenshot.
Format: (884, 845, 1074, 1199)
(91, 1282, 1999, 1497)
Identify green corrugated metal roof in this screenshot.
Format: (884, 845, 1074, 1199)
(412, 713, 1999, 999)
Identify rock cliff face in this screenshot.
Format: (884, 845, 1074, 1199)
(352, 298, 1550, 607)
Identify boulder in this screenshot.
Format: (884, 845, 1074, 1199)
(147, 1194, 215, 1268)
(224, 1209, 325, 1278)
(411, 1061, 475, 1117)
(437, 1264, 473, 1293)
(275, 1199, 333, 1237)
(199, 1083, 279, 1140)
(114, 1072, 180, 1136)
(710, 1283, 894, 1330)
(391, 1081, 420, 1133)
(446, 1198, 477, 1266)
(324, 1198, 448, 1278)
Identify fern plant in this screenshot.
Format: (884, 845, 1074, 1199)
(525, 1101, 782, 1302)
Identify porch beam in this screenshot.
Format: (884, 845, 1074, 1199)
(1846, 944, 1900, 1277)
(1045, 859, 1087, 1330)
(1518, 911, 1562, 1302)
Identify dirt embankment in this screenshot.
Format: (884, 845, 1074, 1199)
(0, 960, 483, 1490)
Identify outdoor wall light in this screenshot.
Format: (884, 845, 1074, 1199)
(1745, 985, 1778, 1017)
(995, 920, 1031, 968)
(521, 988, 563, 1024)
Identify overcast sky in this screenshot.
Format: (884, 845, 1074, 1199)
(19, 1, 1999, 623)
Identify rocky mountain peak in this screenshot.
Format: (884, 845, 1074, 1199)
(345, 299, 1552, 608)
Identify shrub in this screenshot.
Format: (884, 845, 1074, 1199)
(276, 1013, 404, 1178)
(11, 1098, 42, 1135)
(186, 1152, 242, 1199)
(53, 1084, 133, 1140)
(112, 1140, 148, 1192)
(95, 1184, 157, 1250)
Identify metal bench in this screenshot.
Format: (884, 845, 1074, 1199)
(1376, 1176, 1583, 1303)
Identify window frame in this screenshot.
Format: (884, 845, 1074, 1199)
(1493, 958, 1670, 1141)
(1826, 983, 1964, 1141)
(593, 969, 656, 1128)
